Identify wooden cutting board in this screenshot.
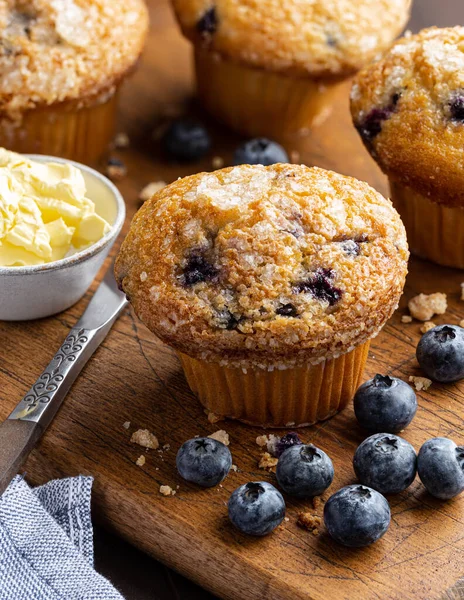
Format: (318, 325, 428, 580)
(2, 2, 464, 599)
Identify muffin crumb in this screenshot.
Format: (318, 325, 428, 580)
(401, 315, 412, 323)
(258, 452, 279, 471)
(312, 496, 322, 510)
(256, 435, 268, 447)
(420, 321, 436, 334)
(460, 320, 464, 328)
(123, 421, 131, 430)
(408, 293, 447, 321)
(135, 455, 145, 467)
(159, 485, 176, 496)
(212, 156, 224, 169)
(255, 434, 281, 456)
(231, 464, 238, 472)
(297, 512, 322, 534)
(208, 430, 230, 446)
(131, 429, 159, 450)
(139, 181, 166, 202)
(205, 409, 224, 424)
(114, 132, 130, 149)
(409, 376, 432, 391)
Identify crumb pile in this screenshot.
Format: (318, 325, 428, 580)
(115, 164, 408, 370)
(172, 0, 411, 77)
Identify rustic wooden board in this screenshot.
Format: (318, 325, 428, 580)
(2, 2, 464, 599)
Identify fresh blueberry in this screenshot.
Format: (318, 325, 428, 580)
(233, 138, 289, 166)
(416, 325, 464, 383)
(228, 482, 285, 536)
(197, 6, 218, 36)
(449, 94, 464, 122)
(276, 304, 298, 318)
(293, 268, 342, 306)
(417, 437, 464, 499)
(275, 432, 302, 457)
(276, 444, 334, 497)
(354, 374, 417, 433)
(162, 119, 211, 162)
(324, 485, 391, 547)
(353, 433, 417, 495)
(176, 437, 232, 487)
(181, 250, 217, 286)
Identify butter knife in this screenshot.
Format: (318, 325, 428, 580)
(0, 265, 128, 495)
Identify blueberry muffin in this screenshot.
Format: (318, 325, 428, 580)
(115, 164, 408, 427)
(170, 0, 412, 141)
(0, 0, 148, 163)
(351, 27, 464, 269)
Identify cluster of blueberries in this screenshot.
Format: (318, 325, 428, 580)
(161, 118, 289, 166)
(176, 324, 464, 547)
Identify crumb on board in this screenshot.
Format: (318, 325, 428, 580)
(312, 496, 322, 510)
(105, 158, 127, 181)
(159, 485, 176, 496)
(131, 429, 159, 450)
(259, 452, 278, 471)
(255, 434, 280, 456)
(205, 409, 224, 424)
(460, 319, 464, 328)
(461, 283, 464, 301)
(420, 321, 436, 334)
(135, 455, 146, 467)
(401, 315, 412, 324)
(409, 376, 432, 391)
(139, 181, 166, 202)
(231, 464, 238, 472)
(163, 444, 170, 451)
(297, 512, 322, 535)
(284, 517, 290, 522)
(208, 430, 230, 446)
(408, 293, 447, 322)
(123, 421, 131, 430)
(212, 156, 224, 169)
(114, 132, 130, 149)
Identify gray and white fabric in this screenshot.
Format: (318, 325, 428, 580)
(0, 475, 123, 600)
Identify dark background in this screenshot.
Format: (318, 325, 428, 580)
(94, 0, 464, 598)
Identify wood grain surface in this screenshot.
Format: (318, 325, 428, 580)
(2, 1, 464, 599)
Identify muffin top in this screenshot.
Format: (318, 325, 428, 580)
(171, 0, 412, 78)
(115, 164, 408, 370)
(351, 27, 464, 207)
(0, 0, 149, 118)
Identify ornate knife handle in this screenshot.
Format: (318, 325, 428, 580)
(8, 327, 96, 427)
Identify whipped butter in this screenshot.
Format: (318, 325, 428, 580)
(0, 149, 111, 266)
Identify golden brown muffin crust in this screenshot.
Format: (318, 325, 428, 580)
(171, 0, 411, 78)
(0, 0, 149, 118)
(115, 164, 408, 370)
(351, 27, 464, 207)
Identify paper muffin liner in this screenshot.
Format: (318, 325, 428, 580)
(390, 180, 464, 269)
(194, 49, 344, 142)
(0, 90, 119, 164)
(178, 341, 370, 428)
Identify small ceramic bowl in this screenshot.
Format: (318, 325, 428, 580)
(0, 155, 125, 321)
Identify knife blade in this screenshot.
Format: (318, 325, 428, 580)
(0, 264, 128, 495)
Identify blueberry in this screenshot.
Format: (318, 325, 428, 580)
(324, 485, 391, 547)
(353, 433, 417, 495)
(233, 138, 289, 166)
(197, 6, 218, 36)
(162, 119, 211, 162)
(293, 268, 342, 306)
(276, 303, 298, 318)
(416, 325, 464, 383)
(354, 374, 417, 433)
(449, 94, 464, 122)
(228, 482, 285, 536)
(417, 437, 464, 499)
(356, 94, 400, 142)
(275, 432, 302, 457)
(181, 250, 217, 286)
(276, 444, 334, 497)
(176, 437, 232, 487)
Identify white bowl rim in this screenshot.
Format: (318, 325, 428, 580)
(0, 154, 125, 277)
